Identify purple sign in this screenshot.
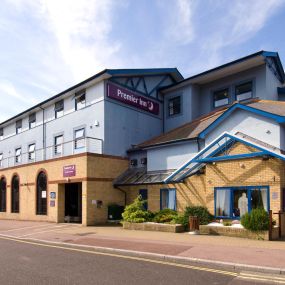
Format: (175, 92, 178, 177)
(107, 83, 159, 115)
(63, 165, 76, 177)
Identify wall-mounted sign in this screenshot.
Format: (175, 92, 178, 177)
(107, 83, 159, 115)
(272, 192, 278, 200)
(63, 165, 76, 177)
(50, 192, 56, 199)
(41, 191, 47, 199)
(50, 201, 55, 207)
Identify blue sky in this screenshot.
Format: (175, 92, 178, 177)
(0, 0, 285, 122)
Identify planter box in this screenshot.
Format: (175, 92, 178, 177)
(123, 222, 185, 233)
(199, 225, 269, 240)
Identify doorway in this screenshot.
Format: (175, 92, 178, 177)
(65, 183, 82, 223)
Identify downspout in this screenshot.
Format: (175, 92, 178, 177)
(39, 107, 46, 160)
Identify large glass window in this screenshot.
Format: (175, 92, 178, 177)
(160, 188, 176, 210)
(36, 172, 47, 215)
(11, 175, 19, 213)
(168, 96, 181, 116)
(0, 177, 6, 212)
(55, 100, 64, 118)
(54, 135, 63, 155)
(74, 128, 85, 150)
(213, 88, 229, 108)
(215, 187, 269, 219)
(235, 81, 252, 101)
(215, 189, 231, 217)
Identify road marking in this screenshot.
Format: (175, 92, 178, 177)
(0, 224, 54, 232)
(17, 225, 73, 238)
(0, 235, 284, 283)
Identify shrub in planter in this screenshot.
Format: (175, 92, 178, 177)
(170, 214, 189, 227)
(122, 196, 152, 223)
(241, 208, 269, 231)
(184, 206, 214, 226)
(153, 209, 178, 223)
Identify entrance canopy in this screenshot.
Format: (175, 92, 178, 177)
(164, 132, 285, 183)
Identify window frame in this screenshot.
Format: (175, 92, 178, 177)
(0, 177, 6, 212)
(139, 189, 148, 210)
(214, 186, 270, 219)
(74, 127, 86, 150)
(16, 119, 22, 134)
(29, 113, 36, 129)
(15, 147, 22, 164)
(213, 87, 230, 108)
(11, 175, 20, 213)
(28, 143, 36, 161)
(167, 95, 182, 117)
(234, 80, 254, 102)
(75, 92, 86, 111)
(0, 153, 3, 168)
(54, 135, 64, 156)
(54, 100, 64, 119)
(0, 128, 3, 140)
(160, 188, 176, 210)
(36, 171, 47, 215)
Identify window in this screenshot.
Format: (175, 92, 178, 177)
(235, 81, 253, 101)
(55, 100, 64, 118)
(11, 175, 19, 213)
(0, 153, 3, 168)
(168, 96, 181, 116)
(28, 144, 36, 161)
(54, 135, 63, 155)
(75, 92, 86, 110)
(139, 189, 148, 210)
(160, 188, 176, 210)
(36, 172, 47, 215)
(0, 177, 6, 212)
(15, 148, 21, 164)
(29, 113, 36, 129)
(0, 128, 3, 140)
(215, 186, 269, 219)
(74, 128, 85, 149)
(213, 88, 229, 108)
(16, 120, 22, 134)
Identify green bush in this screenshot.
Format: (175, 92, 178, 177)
(241, 208, 269, 231)
(170, 214, 189, 227)
(223, 220, 232, 227)
(122, 196, 152, 223)
(153, 209, 178, 223)
(184, 206, 214, 226)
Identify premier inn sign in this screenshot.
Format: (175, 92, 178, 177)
(107, 83, 159, 115)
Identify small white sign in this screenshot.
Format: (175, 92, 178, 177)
(42, 191, 47, 198)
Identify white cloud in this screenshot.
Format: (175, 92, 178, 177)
(41, 0, 125, 81)
(164, 0, 196, 45)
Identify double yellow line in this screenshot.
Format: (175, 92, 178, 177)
(0, 235, 284, 284)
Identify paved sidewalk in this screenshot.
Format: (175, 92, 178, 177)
(0, 220, 285, 270)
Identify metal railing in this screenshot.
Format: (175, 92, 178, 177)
(0, 137, 103, 169)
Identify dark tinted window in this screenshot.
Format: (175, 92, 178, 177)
(213, 88, 229, 108)
(168, 96, 181, 116)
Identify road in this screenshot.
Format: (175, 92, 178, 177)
(0, 236, 282, 285)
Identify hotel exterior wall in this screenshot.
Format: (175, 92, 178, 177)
(0, 153, 128, 225)
(125, 144, 284, 216)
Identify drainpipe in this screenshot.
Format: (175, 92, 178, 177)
(39, 107, 46, 160)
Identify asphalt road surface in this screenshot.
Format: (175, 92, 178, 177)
(0, 236, 280, 285)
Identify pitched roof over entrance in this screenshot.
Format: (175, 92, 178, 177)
(164, 132, 285, 183)
(131, 100, 285, 150)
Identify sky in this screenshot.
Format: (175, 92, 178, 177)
(0, 0, 285, 122)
